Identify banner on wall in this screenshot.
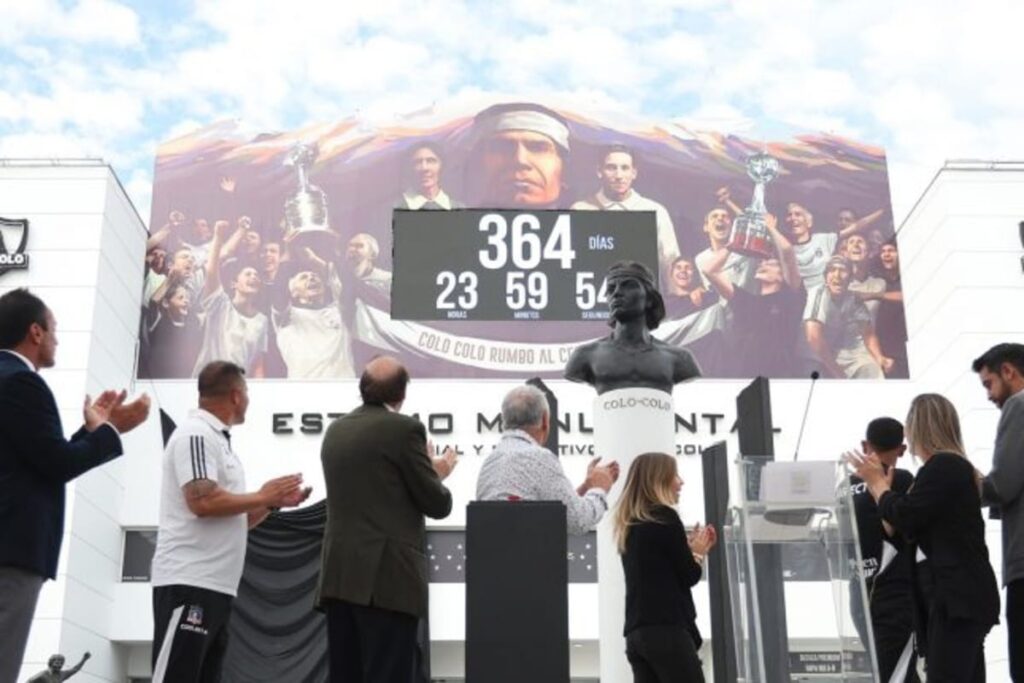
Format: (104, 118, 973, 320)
(140, 99, 907, 381)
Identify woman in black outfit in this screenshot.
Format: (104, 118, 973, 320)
(614, 452, 717, 682)
(853, 394, 1000, 682)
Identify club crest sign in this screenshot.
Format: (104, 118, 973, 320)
(0, 217, 30, 276)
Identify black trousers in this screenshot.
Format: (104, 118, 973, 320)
(625, 625, 704, 683)
(924, 604, 988, 683)
(873, 624, 918, 683)
(325, 599, 419, 683)
(1008, 579, 1024, 682)
(151, 584, 233, 683)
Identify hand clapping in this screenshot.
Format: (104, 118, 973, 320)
(83, 390, 124, 431)
(584, 456, 620, 493)
(844, 449, 894, 500)
(687, 522, 717, 556)
(427, 439, 459, 480)
(84, 390, 151, 434)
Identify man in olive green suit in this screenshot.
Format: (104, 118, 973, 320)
(317, 356, 458, 683)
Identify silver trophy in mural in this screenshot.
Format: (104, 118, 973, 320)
(284, 142, 337, 260)
(728, 151, 780, 259)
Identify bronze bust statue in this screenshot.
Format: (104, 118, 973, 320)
(565, 260, 701, 394)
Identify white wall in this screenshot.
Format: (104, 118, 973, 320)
(0, 161, 147, 683)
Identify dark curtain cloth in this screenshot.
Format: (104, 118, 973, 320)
(221, 501, 431, 683)
(222, 501, 329, 683)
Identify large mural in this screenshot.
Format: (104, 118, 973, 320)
(139, 99, 906, 381)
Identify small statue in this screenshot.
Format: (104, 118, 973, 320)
(27, 653, 90, 683)
(565, 260, 701, 394)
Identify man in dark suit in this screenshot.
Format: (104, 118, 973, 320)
(0, 288, 150, 683)
(974, 343, 1024, 682)
(317, 356, 457, 683)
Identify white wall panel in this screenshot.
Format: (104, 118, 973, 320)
(66, 492, 123, 567)
(0, 213, 105, 251)
(109, 584, 154, 643)
(1, 250, 100, 288)
(0, 176, 108, 215)
(59, 560, 118, 632)
(89, 286, 139, 357)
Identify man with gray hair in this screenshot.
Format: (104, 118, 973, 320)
(346, 233, 392, 294)
(476, 384, 619, 534)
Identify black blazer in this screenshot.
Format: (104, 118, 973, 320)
(317, 404, 452, 618)
(0, 351, 122, 578)
(878, 452, 1000, 626)
(621, 505, 703, 644)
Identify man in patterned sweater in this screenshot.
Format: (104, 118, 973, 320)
(476, 384, 619, 534)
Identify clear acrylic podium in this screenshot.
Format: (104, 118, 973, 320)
(724, 458, 879, 682)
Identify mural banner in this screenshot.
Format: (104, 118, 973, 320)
(140, 99, 906, 381)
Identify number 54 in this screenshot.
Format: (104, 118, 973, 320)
(575, 273, 608, 310)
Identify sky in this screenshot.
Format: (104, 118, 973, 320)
(1, 0, 1022, 226)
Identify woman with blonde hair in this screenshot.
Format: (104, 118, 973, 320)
(614, 452, 716, 682)
(853, 393, 999, 682)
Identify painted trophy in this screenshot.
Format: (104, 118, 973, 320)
(727, 151, 780, 259)
(283, 142, 337, 260)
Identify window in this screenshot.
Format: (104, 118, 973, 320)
(121, 529, 157, 582)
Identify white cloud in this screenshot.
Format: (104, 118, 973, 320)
(0, 0, 140, 46)
(871, 82, 980, 160)
(487, 25, 658, 101)
(676, 102, 755, 134)
(0, 131, 98, 158)
(645, 31, 709, 73)
(1, 0, 1021, 229)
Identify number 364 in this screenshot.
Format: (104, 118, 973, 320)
(478, 213, 576, 270)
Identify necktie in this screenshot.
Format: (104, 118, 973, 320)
(421, 200, 443, 210)
(221, 430, 232, 448)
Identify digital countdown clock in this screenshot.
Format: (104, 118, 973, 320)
(391, 209, 658, 322)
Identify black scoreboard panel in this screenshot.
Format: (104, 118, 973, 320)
(391, 209, 658, 322)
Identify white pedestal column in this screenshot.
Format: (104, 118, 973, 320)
(592, 387, 676, 682)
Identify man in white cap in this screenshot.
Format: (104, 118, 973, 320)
(473, 102, 571, 209)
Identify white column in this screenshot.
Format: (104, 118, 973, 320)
(592, 387, 676, 682)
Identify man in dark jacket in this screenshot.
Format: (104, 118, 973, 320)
(317, 356, 457, 682)
(974, 343, 1024, 682)
(0, 288, 149, 683)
